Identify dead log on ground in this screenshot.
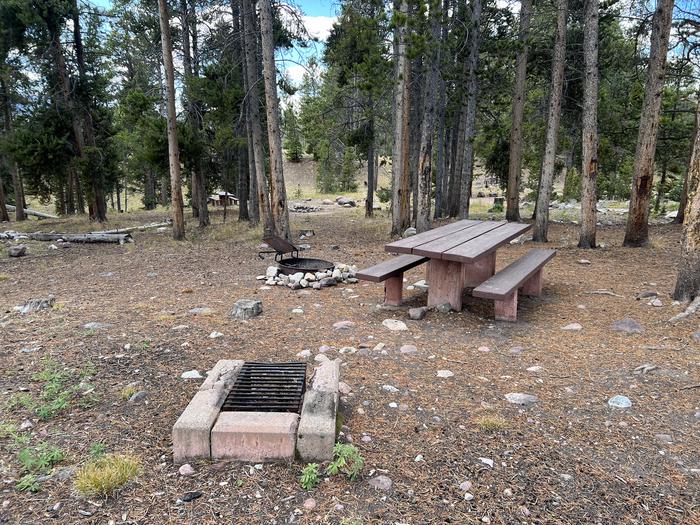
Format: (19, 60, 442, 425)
(90, 220, 171, 234)
(6, 205, 59, 220)
(0, 231, 133, 244)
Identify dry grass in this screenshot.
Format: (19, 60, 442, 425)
(475, 414, 509, 433)
(74, 454, 139, 497)
(119, 386, 138, 401)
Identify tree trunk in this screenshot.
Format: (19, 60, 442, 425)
(532, 0, 567, 243)
(673, 98, 700, 301)
(416, 5, 441, 232)
(241, 0, 273, 234)
(157, 0, 186, 240)
(0, 170, 8, 222)
(579, 0, 599, 248)
(259, 0, 291, 240)
(458, 0, 482, 219)
(505, 0, 532, 222)
(1, 77, 26, 221)
(410, 57, 423, 227)
(365, 117, 376, 218)
(391, 0, 411, 236)
(623, 0, 674, 247)
(676, 163, 689, 224)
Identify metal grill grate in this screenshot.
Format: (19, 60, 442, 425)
(220, 362, 307, 413)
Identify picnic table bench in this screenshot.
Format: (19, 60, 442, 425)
(357, 220, 555, 321)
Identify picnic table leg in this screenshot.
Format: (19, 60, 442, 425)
(522, 268, 543, 297)
(461, 252, 496, 288)
(427, 259, 463, 311)
(494, 291, 518, 322)
(384, 275, 404, 306)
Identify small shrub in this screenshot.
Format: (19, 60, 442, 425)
(300, 463, 320, 490)
(0, 422, 17, 439)
(89, 442, 107, 458)
(475, 415, 508, 433)
(75, 454, 139, 497)
(18, 443, 64, 474)
(326, 443, 364, 481)
(16, 474, 41, 492)
(7, 393, 34, 411)
(377, 186, 391, 204)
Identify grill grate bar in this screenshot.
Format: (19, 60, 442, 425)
(220, 362, 307, 413)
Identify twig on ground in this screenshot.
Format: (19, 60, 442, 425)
(584, 290, 625, 298)
(678, 384, 700, 391)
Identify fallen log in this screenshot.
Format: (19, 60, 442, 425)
(6, 205, 59, 220)
(91, 220, 171, 235)
(0, 231, 133, 244)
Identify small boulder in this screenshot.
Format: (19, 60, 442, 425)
(611, 318, 644, 334)
(127, 391, 148, 404)
(368, 475, 393, 491)
(179, 464, 195, 476)
(409, 307, 428, 320)
(608, 395, 632, 408)
(230, 299, 262, 320)
(382, 319, 408, 331)
(319, 277, 337, 288)
(181, 370, 203, 379)
(403, 227, 417, 238)
(8, 245, 27, 257)
(505, 392, 538, 405)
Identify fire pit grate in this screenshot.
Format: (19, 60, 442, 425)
(278, 257, 334, 275)
(220, 362, 307, 413)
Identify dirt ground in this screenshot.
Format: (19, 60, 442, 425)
(1, 205, 699, 525)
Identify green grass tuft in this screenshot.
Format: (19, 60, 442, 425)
(74, 454, 140, 497)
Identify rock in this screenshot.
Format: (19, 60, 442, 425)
(478, 346, 491, 353)
(611, 318, 644, 334)
(509, 346, 524, 355)
(368, 475, 393, 491)
(361, 435, 372, 443)
(655, 433, 673, 444)
(266, 266, 278, 278)
(399, 344, 418, 355)
(338, 382, 352, 395)
(435, 303, 452, 314)
(649, 298, 663, 307)
(172, 325, 189, 331)
(230, 299, 262, 320)
(178, 464, 195, 476)
(319, 277, 337, 288)
(382, 385, 399, 393)
(20, 296, 56, 314)
(333, 320, 355, 330)
(382, 319, 408, 331)
(561, 323, 582, 331)
(290, 272, 304, 282)
(479, 457, 494, 468)
(338, 346, 356, 354)
(403, 227, 417, 238)
(292, 308, 304, 314)
(20, 419, 33, 431)
(189, 307, 214, 316)
(464, 492, 474, 501)
(413, 280, 429, 290)
(180, 491, 203, 503)
(296, 349, 312, 359)
(337, 197, 356, 207)
(373, 342, 385, 352)
(83, 322, 112, 330)
(636, 290, 658, 300)
(526, 366, 543, 372)
(459, 481, 473, 492)
(505, 392, 538, 405)
(560, 473, 573, 482)
(578, 259, 591, 265)
(209, 331, 224, 339)
(303, 498, 316, 510)
(608, 395, 632, 408)
(314, 354, 329, 363)
(332, 268, 342, 280)
(437, 370, 454, 378)
(48, 244, 58, 250)
(20, 346, 40, 354)
(318, 345, 331, 353)
(53, 466, 75, 481)
(322, 199, 334, 205)
(409, 307, 428, 320)
(181, 370, 203, 379)
(127, 391, 148, 404)
(304, 272, 316, 282)
(8, 245, 27, 257)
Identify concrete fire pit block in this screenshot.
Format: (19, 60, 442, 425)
(230, 299, 263, 320)
(211, 412, 299, 462)
(296, 389, 338, 461)
(311, 359, 340, 393)
(172, 359, 244, 464)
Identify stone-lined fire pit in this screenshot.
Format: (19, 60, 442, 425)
(256, 263, 359, 289)
(173, 359, 340, 464)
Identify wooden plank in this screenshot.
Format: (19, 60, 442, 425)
(356, 254, 428, 283)
(413, 221, 506, 258)
(384, 220, 479, 254)
(443, 223, 532, 263)
(472, 249, 556, 300)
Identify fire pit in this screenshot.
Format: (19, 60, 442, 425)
(258, 235, 334, 276)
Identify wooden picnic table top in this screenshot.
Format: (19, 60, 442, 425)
(385, 219, 531, 263)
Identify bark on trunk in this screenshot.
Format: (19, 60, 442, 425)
(433, 0, 450, 220)
(458, 0, 482, 219)
(1, 77, 26, 221)
(157, 0, 186, 240)
(0, 170, 8, 222)
(365, 117, 376, 218)
(416, 5, 441, 232)
(673, 98, 700, 301)
(505, 0, 532, 222)
(532, 0, 568, 243)
(410, 57, 423, 226)
(391, 0, 411, 236)
(241, 0, 272, 233)
(578, 0, 599, 248)
(259, 0, 290, 240)
(676, 163, 689, 224)
(623, 0, 674, 247)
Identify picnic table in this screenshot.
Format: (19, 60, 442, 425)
(384, 220, 531, 311)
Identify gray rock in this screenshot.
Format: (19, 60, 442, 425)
(8, 245, 27, 257)
(337, 197, 356, 207)
(692, 332, 700, 342)
(330, 245, 340, 250)
(83, 322, 112, 330)
(382, 318, 408, 331)
(382, 384, 399, 393)
(435, 303, 452, 314)
(128, 391, 148, 404)
(611, 318, 644, 334)
(181, 370, 203, 379)
(230, 299, 262, 320)
(319, 277, 337, 288)
(333, 320, 355, 330)
(188, 307, 214, 316)
(53, 466, 76, 481)
(296, 349, 312, 359)
(368, 475, 393, 491)
(505, 392, 538, 405)
(560, 473, 573, 482)
(20, 296, 56, 314)
(179, 463, 195, 476)
(608, 395, 632, 408)
(266, 266, 278, 278)
(561, 323, 583, 331)
(636, 290, 658, 300)
(403, 227, 417, 238)
(409, 307, 428, 320)
(399, 344, 418, 355)
(655, 433, 673, 444)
